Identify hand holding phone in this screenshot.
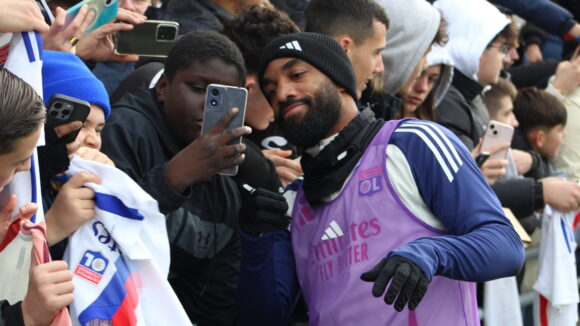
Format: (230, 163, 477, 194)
(46, 94, 90, 144)
(65, 0, 118, 35)
(115, 20, 179, 57)
(481, 120, 514, 160)
(202, 84, 249, 176)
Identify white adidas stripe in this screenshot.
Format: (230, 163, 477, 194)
(292, 41, 302, 51)
(279, 41, 303, 51)
(402, 122, 462, 173)
(395, 128, 456, 182)
(405, 121, 463, 166)
(321, 220, 344, 240)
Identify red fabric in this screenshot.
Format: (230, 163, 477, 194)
(540, 294, 549, 326)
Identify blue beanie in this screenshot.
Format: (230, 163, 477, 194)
(42, 50, 111, 120)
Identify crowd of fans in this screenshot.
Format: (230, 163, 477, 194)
(1, 0, 580, 325)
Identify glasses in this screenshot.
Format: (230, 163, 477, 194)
(489, 43, 511, 58)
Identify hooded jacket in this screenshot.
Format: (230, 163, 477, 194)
(427, 44, 454, 107)
(434, 0, 509, 149)
(101, 87, 240, 326)
(378, 0, 441, 95)
(364, 0, 440, 121)
(435, 0, 544, 221)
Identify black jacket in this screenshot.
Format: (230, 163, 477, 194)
(437, 70, 543, 222)
(0, 301, 24, 326)
(437, 69, 485, 149)
(101, 87, 241, 326)
(147, 0, 232, 35)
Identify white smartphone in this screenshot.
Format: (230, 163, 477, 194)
(481, 120, 514, 160)
(201, 84, 248, 176)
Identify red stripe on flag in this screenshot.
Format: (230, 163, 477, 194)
(540, 295, 549, 326)
(111, 273, 140, 326)
(573, 211, 580, 230)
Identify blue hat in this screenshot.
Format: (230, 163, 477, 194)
(42, 50, 111, 120)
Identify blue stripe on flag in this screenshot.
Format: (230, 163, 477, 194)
(94, 192, 144, 220)
(21, 32, 36, 63)
(561, 218, 572, 253)
(78, 257, 131, 324)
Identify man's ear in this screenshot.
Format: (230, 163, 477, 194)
(245, 74, 257, 91)
(336, 35, 353, 53)
(155, 74, 169, 102)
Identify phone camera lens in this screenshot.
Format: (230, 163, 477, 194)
(157, 26, 176, 41)
(211, 89, 219, 96)
(210, 99, 218, 107)
(54, 102, 62, 109)
(490, 124, 495, 129)
(62, 110, 70, 115)
(493, 130, 498, 135)
(50, 111, 58, 116)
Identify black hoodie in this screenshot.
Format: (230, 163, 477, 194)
(101, 87, 240, 325)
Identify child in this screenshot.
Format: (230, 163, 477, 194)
(0, 68, 73, 326)
(513, 88, 567, 170)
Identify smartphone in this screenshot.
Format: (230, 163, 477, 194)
(202, 84, 248, 176)
(65, 0, 118, 35)
(115, 20, 179, 57)
(46, 94, 91, 144)
(481, 120, 514, 161)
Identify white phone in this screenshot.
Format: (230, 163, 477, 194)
(481, 120, 514, 160)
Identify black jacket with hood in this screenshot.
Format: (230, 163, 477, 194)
(101, 87, 240, 326)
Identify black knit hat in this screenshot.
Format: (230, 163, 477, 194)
(258, 32, 357, 101)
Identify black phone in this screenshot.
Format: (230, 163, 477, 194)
(115, 20, 179, 57)
(46, 94, 91, 144)
(201, 84, 248, 176)
(475, 152, 491, 168)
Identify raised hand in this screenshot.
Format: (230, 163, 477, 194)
(166, 108, 252, 193)
(76, 8, 146, 62)
(0, 0, 49, 33)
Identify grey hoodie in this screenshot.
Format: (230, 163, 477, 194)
(377, 0, 441, 94)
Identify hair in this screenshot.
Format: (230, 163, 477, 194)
(221, 5, 299, 74)
(484, 78, 517, 117)
(513, 87, 567, 133)
(0, 69, 46, 155)
(487, 22, 519, 48)
(165, 30, 246, 85)
(432, 13, 448, 46)
(304, 0, 389, 45)
(414, 92, 437, 122)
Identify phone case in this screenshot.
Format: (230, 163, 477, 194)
(46, 94, 91, 144)
(481, 120, 514, 160)
(202, 84, 248, 176)
(115, 20, 179, 57)
(65, 0, 118, 35)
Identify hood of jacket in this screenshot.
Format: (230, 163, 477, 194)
(427, 44, 454, 106)
(377, 0, 441, 94)
(113, 87, 182, 156)
(434, 0, 509, 82)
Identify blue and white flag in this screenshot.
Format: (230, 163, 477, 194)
(64, 156, 191, 326)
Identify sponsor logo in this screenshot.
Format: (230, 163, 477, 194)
(321, 220, 344, 240)
(279, 41, 302, 51)
(358, 166, 382, 197)
(74, 250, 109, 285)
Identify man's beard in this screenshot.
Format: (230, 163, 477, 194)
(277, 81, 342, 149)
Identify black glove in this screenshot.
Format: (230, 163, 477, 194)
(360, 255, 430, 312)
(239, 185, 290, 236)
